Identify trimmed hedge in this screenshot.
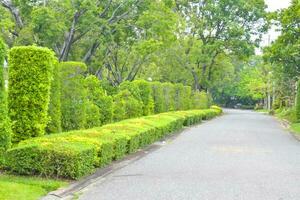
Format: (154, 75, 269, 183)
(46, 62, 62, 133)
(85, 75, 113, 125)
(8, 46, 55, 143)
(60, 62, 87, 131)
(0, 39, 11, 164)
(113, 89, 143, 121)
(4, 108, 222, 179)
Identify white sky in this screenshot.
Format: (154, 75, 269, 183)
(259, 0, 291, 50)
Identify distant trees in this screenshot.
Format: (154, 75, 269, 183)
(0, 0, 267, 91)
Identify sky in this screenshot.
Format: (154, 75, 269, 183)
(260, 0, 291, 49)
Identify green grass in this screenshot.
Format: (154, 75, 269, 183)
(290, 123, 300, 135)
(0, 174, 67, 200)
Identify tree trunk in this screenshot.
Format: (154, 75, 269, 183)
(1, 0, 23, 29)
(59, 11, 82, 61)
(191, 69, 200, 91)
(83, 40, 100, 63)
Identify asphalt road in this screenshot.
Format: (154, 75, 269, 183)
(79, 109, 300, 200)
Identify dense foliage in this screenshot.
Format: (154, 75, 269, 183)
(46, 62, 62, 133)
(0, 0, 266, 91)
(0, 38, 11, 157)
(260, 0, 300, 116)
(8, 46, 55, 143)
(60, 62, 88, 131)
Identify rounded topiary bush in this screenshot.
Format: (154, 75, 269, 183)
(60, 62, 87, 131)
(0, 39, 11, 155)
(8, 46, 55, 143)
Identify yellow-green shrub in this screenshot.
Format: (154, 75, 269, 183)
(132, 80, 154, 115)
(113, 89, 143, 121)
(162, 82, 176, 112)
(85, 75, 113, 124)
(4, 108, 222, 179)
(8, 46, 55, 142)
(0, 39, 11, 164)
(46, 62, 62, 133)
(192, 91, 210, 109)
(60, 62, 87, 131)
(151, 82, 164, 113)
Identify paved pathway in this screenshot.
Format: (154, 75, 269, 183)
(79, 109, 300, 200)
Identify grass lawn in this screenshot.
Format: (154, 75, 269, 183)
(0, 173, 67, 200)
(290, 123, 300, 136)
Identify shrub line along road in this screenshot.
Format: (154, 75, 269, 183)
(66, 109, 300, 199)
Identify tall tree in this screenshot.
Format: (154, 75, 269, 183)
(174, 0, 267, 90)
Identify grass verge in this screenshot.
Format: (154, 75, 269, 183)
(0, 173, 67, 200)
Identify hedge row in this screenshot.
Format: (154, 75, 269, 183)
(46, 64, 212, 134)
(5, 46, 212, 143)
(3, 107, 222, 179)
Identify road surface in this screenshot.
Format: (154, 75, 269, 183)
(79, 109, 300, 200)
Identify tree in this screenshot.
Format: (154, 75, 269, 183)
(173, 0, 267, 90)
(263, 0, 300, 107)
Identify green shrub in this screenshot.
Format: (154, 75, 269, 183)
(119, 81, 141, 100)
(60, 62, 87, 131)
(132, 80, 154, 115)
(46, 62, 62, 134)
(8, 46, 55, 143)
(296, 81, 300, 121)
(162, 82, 175, 112)
(210, 105, 222, 113)
(192, 91, 209, 109)
(113, 89, 143, 121)
(5, 142, 95, 179)
(0, 39, 11, 165)
(183, 86, 192, 110)
(85, 101, 101, 128)
(4, 108, 222, 179)
(174, 83, 185, 111)
(85, 75, 113, 124)
(151, 82, 164, 113)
